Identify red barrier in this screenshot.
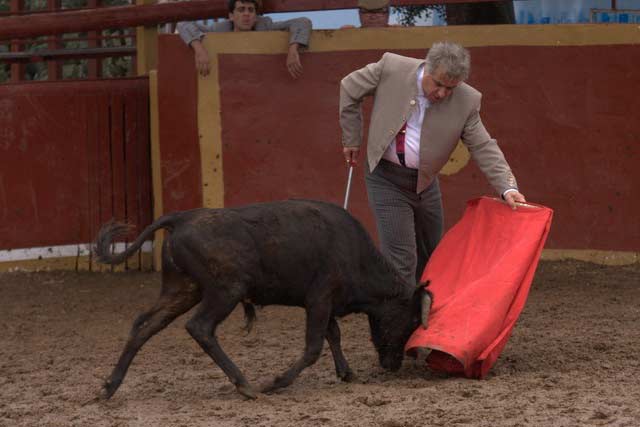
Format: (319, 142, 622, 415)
(0, 78, 152, 251)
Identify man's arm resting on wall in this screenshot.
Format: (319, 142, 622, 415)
(176, 21, 227, 77)
(266, 17, 312, 47)
(264, 17, 312, 79)
(188, 39, 211, 76)
(286, 43, 303, 79)
(176, 21, 215, 46)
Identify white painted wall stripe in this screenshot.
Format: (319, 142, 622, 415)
(0, 242, 153, 262)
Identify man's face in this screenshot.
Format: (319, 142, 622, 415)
(359, 8, 389, 28)
(229, 1, 258, 31)
(422, 66, 461, 104)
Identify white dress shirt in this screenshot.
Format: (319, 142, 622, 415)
(378, 65, 518, 199)
(381, 64, 428, 169)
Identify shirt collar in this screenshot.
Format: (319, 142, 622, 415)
(416, 64, 426, 101)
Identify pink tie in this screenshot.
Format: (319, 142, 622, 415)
(396, 122, 407, 166)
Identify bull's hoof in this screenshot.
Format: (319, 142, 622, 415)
(260, 377, 286, 394)
(236, 383, 258, 400)
(259, 382, 277, 394)
(80, 381, 117, 407)
(102, 380, 118, 400)
(339, 369, 356, 383)
(80, 394, 103, 407)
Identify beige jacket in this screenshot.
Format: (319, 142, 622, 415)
(339, 52, 517, 195)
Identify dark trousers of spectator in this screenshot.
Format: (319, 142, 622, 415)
(365, 159, 444, 285)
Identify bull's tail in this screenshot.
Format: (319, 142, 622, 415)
(242, 302, 256, 334)
(94, 216, 175, 265)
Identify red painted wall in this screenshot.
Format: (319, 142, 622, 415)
(219, 51, 378, 237)
(0, 78, 152, 250)
(157, 40, 640, 252)
(157, 34, 203, 213)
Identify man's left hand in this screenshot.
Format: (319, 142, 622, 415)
(286, 43, 304, 79)
(504, 190, 527, 210)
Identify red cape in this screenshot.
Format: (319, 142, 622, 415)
(405, 197, 553, 378)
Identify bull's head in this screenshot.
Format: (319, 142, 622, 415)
(368, 282, 432, 371)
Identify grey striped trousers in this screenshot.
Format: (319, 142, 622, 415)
(365, 159, 444, 285)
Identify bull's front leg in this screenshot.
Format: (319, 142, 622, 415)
(261, 304, 331, 393)
(326, 317, 355, 382)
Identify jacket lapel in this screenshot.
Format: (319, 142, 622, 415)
(401, 62, 422, 122)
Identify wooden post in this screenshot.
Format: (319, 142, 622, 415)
(136, 0, 157, 76)
(148, 69, 164, 270)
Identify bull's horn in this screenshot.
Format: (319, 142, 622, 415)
(420, 291, 432, 329)
(415, 346, 433, 365)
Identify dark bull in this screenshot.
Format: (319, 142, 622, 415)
(95, 200, 432, 399)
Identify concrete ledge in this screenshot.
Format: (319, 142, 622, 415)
(0, 243, 154, 272)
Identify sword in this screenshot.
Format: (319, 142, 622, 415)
(343, 164, 354, 210)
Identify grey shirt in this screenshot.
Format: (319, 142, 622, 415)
(176, 16, 312, 47)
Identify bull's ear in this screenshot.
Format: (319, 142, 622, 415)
(418, 280, 430, 289)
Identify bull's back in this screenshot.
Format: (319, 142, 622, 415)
(165, 200, 377, 306)
(234, 199, 370, 271)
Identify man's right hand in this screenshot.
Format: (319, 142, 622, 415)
(286, 43, 304, 79)
(343, 146, 360, 166)
(191, 40, 211, 77)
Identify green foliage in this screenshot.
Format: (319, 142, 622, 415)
(100, 28, 135, 78)
(0, 64, 8, 84)
(103, 0, 130, 6)
(62, 0, 88, 9)
(0, 13, 7, 82)
(59, 0, 135, 78)
(27, 0, 47, 9)
(394, 3, 515, 26)
(1, 0, 134, 82)
(62, 60, 88, 79)
(393, 5, 445, 26)
(0, 43, 7, 83)
(58, 32, 88, 80)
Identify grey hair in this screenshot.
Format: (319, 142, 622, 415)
(425, 41, 471, 81)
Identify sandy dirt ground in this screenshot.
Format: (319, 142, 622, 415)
(1, 260, 639, 427)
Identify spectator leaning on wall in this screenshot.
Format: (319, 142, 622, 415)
(341, 0, 393, 29)
(176, 0, 312, 79)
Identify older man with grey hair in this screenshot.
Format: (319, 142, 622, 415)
(339, 41, 526, 285)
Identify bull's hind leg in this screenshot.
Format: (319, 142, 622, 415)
(103, 271, 201, 399)
(261, 303, 331, 393)
(326, 317, 355, 382)
(185, 289, 257, 400)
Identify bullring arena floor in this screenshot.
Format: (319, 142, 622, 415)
(1, 260, 639, 427)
